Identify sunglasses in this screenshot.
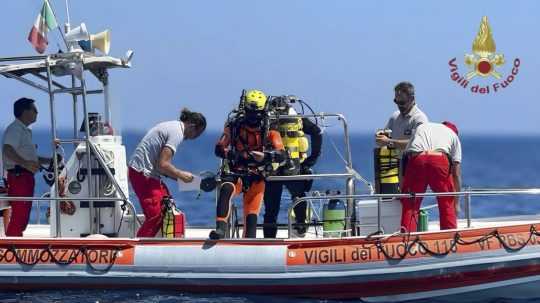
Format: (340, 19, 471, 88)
(394, 99, 411, 106)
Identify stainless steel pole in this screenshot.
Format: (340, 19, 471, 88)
(377, 197, 382, 232)
(80, 76, 95, 235)
(104, 76, 111, 126)
(339, 114, 355, 236)
(71, 75, 78, 142)
(266, 173, 353, 181)
(465, 186, 472, 228)
(45, 58, 61, 237)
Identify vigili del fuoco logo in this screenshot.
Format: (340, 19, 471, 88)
(448, 16, 520, 94)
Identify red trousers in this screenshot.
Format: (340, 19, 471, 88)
(6, 171, 35, 237)
(129, 167, 170, 237)
(400, 152, 457, 232)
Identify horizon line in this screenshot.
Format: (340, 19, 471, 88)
(22, 127, 540, 137)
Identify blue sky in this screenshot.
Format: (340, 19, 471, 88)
(1, 1, 539, 134)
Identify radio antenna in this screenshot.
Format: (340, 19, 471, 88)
(45, 0, 68, 48)
(64, 0, 71, 32)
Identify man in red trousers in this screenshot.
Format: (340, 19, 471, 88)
(128, 108, 206, 237)
(2, 98, 51, 237)
(400, 121, 462, 232)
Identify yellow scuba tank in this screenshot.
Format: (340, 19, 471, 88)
(161, 196, 185, 238)
(278, 107, 309, 175)
(374, 144, 400, 194)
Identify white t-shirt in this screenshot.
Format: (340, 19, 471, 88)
(405, 122, 462, 163)
(1, 119, 38, 170)
(129, 121, 184, 178)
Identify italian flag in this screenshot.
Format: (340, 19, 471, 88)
(27, 0, 58, 54)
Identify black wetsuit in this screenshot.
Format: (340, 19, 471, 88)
(263, 118, 322, 238)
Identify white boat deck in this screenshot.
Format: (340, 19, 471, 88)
(13, 214, 540, 239)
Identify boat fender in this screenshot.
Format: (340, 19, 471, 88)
(58, 176, 76, 215)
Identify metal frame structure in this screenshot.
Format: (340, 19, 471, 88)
(287, 188, 540, 238)
(0, 53, 138, 237)
(265, 113, 371, 235)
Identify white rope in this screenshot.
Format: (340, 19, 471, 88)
(322, 126, 374, 192)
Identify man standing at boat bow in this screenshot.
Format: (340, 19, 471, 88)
(400, 121, 462, 232)
(128, 108, 206, 237)
(2, 98, 52, 237)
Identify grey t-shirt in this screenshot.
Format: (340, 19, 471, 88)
(405, 122, 462, 163)
(384, 105, 428, 140)
(129, 121, 184, 178)
(2, 119, 38, 170)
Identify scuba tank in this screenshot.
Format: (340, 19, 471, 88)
(161, 196, 185, 238)
(275, 100, 309, 175)
(373, 130, 400, 194)
(322, 190, 346, 237)
(417, 209, 429, 232)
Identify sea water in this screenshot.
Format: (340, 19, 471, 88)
(5, 130, 540, 302)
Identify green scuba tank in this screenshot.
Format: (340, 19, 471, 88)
(417, 209, 429, 232)
(323, 192, 346, 238)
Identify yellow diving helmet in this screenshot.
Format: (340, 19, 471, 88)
(245, 90, 267, 111)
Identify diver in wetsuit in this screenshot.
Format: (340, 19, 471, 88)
(263, 96, 322, 238)
(210, 90, 285, 239)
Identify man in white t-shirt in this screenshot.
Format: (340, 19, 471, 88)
(2, 98, 51, 237)
(128, 108, 206, 237)
(400, 121, 462, 232)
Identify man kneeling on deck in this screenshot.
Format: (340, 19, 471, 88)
(400, 121, 462, 232)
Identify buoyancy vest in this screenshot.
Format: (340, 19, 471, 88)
(216, 123, 284, 174)
(235, 126, 263, 153)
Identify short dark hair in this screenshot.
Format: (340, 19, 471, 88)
(394, 82, 415, 97)
(13, 97, 35, 118)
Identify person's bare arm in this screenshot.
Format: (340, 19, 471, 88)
(157, 146, 194, 182)
(452, 162, 462, 212)
(2, 144, 39, 173)
(375, 134, 409, 149)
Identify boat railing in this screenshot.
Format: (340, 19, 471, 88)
(0, 195, 138, 238)
(266, 113, 376, 233)
(287, 188, 540, 238)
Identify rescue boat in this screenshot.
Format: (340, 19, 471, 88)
(2, 31, 540, 303)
